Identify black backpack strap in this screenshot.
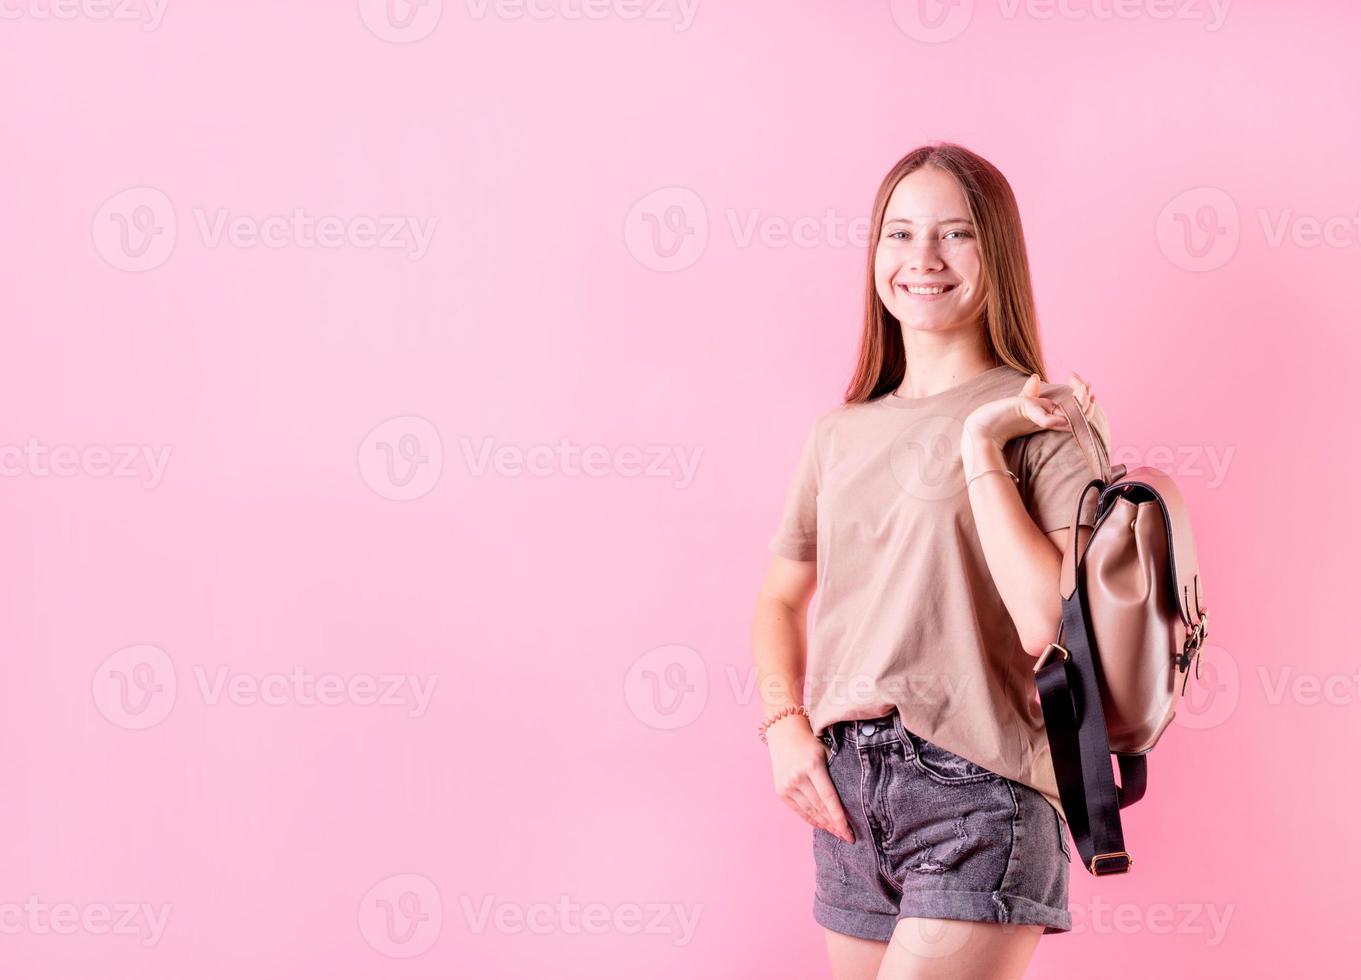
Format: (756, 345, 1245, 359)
(1034, 481, 1142, 876)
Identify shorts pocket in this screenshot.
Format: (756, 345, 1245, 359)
(818, 728, 840, 763)
(909, 734, 1000, 784)
(1055, 806, 1072, 859)
(812, 825, 849, 887)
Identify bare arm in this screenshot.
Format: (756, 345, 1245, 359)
(751, 555, 854, 842)
(964, 439, 1094, 657)
(751, 555, 816, 719)
(961, 371, 1101, 659)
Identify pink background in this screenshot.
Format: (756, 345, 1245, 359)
(1, 1, 1356, 977)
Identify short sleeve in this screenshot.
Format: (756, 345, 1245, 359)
(1018, 426, 1103, 534)
(768, 421, 821, 561)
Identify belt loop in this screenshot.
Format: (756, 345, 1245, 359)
(890, 708, 912, 747)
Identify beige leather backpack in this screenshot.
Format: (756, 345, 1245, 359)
(1032, 385, 1210, 876)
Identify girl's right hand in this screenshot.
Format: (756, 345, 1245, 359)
(766, 718, 855, 843)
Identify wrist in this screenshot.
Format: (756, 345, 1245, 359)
(758, 704, 809, 743)
(961, 426, 1006, 479)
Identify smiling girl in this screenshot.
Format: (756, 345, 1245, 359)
(752, 144, 1109, 980)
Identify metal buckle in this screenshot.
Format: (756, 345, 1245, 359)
(1196, 611, 1210, 674)
(1180, 612, 1210, 669)
(1089, 851, 1134, 876)
(1033, 642, 1070, 675)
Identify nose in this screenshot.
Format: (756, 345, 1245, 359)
(908, 238, 945, 273)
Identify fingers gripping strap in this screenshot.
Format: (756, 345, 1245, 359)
(1049, 386, 1111, 482)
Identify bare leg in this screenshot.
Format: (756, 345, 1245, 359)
(874, 917, 1044, 980)
(824, 928, 889, 980)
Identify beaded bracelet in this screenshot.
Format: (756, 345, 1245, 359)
(757, 704, 809, 743)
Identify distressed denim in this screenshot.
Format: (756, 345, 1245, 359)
(813, 708, 1072, 939)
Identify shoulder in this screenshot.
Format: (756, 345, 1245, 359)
(989, 364, 1033, 390)
(982, 364, 1078, 401)
(981, 363, 1082, 397)
(1011, 412, 1108, 486)
(987, 366, 1106, 448)
(812, 397, 884, 432)
(775, 394, 878, 446)
(776, 403, 849, 466)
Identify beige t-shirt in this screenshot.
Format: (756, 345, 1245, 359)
(768, 363, 1106, 824)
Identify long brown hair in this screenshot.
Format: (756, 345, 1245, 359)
(844, 143, 1049, 404)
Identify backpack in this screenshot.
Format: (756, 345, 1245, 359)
(1032, 386, 1209, 876)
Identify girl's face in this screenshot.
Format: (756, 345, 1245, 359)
(874, 166, 987, 337)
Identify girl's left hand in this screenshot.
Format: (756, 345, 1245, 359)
(963, 371, 1099, 449)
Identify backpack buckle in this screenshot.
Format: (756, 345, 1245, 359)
(1179, 613, 1209, 673)
(1090, 851, 1134, 875)
(1033, 642, 1070, 675)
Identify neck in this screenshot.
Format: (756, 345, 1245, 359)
(896, 336, 996, 399)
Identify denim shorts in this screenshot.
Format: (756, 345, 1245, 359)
(812, 708, 1072, 939)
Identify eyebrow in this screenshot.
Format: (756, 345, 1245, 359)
(883, 217, 973, 225)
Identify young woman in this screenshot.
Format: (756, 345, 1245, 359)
(752, 143, 1110, 980)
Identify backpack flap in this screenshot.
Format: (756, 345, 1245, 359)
(1099, 467, 1208, 635)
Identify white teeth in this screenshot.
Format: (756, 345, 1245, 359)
(903, 285, 951, 295)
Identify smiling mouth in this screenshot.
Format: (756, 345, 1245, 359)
(898, 283, 957, 295)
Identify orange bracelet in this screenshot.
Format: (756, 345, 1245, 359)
(758, 704, 809, 743)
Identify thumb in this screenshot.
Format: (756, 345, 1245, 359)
(1021, 372, 1042, 395)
